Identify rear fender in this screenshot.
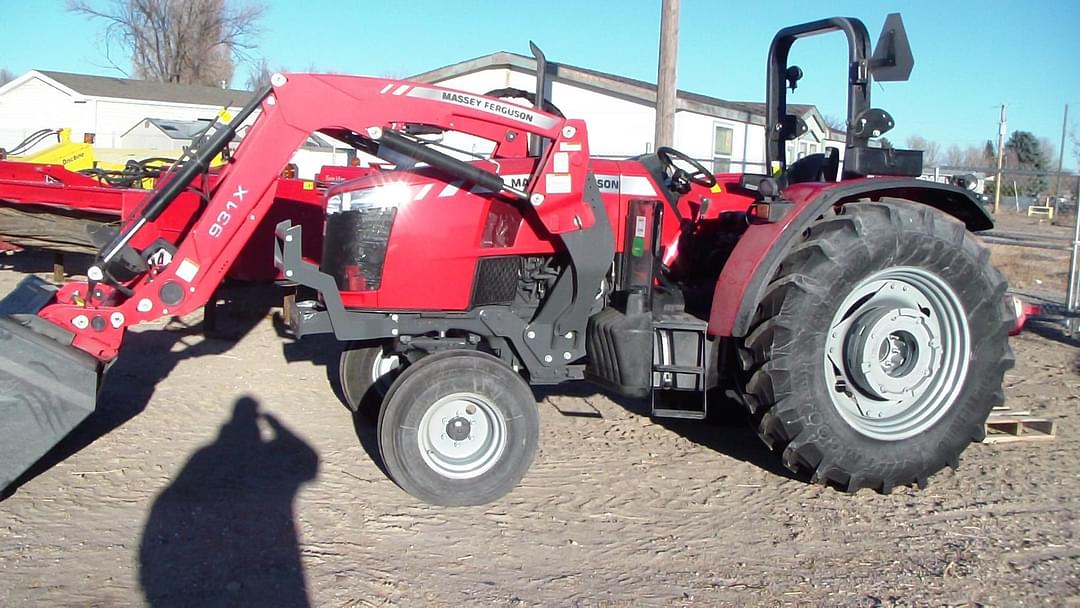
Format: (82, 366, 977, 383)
(707, 178, 992, 338)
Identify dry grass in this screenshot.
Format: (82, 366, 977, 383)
(989, 244, 1071, 292)
(985, 210, 1075, 294)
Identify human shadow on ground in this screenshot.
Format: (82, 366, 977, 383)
(0, 277, 281, 499)
(273, 328, 388, 473)
(139, 396, 319, 608)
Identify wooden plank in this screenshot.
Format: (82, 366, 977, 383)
(1026, 205, 1055, 220)
(0, 204, 111, 255)
(982, 410, 1056, 444)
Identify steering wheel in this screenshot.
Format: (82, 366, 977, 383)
(656, 146, 717, 193)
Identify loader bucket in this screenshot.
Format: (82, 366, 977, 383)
(0, 277, 102, 495)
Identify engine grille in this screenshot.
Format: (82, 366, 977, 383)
(470, 257, 520, 307)
(321, 208, 396, 291)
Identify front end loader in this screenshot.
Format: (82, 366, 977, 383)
(0, 15, 1012, 506)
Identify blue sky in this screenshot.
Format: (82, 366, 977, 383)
(4, 0, 1079, 168)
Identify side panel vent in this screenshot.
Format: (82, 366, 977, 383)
(470, 256, 520, 307)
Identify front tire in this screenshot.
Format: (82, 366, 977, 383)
(738, 201, 1014, 492)
(377, 350, 539, 506)
(339, 342, 405, 416)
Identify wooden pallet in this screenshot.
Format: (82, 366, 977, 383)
(982, 407, 1056, 444)
(1026, 205, 1055, 220)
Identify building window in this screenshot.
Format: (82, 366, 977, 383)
(713, 125, 733, 173)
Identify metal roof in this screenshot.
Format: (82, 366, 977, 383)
(136, 118, 215, 140)
(36, 70, 250, 107)
(413, 52, 844, 138)
(411, 52, 770, 125)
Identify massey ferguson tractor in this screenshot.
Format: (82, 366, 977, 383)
(0, 15, 1012, 506)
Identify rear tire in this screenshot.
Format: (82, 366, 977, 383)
(339, 342, 405, 417)
(377, 350, 539, 506)
(738, 201, 1014, 492)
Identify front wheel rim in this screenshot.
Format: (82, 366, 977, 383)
(417, 392, 508, 479)
(370, 350, 401, 396)
(824, 267, 970, 441)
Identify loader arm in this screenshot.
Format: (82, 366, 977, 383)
(0, 73, 596, 494)
(31, 73, 592, 362)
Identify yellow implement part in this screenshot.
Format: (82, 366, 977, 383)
(9, 128, 227, 189)
(13, 128, 95, 172)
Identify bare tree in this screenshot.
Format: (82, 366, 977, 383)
(244, 56, 274, 91)
(0, 68, 14, 86)
(243, 60, 332, 91)
(68, 0, 265, 87)
(1072, 127, 1080, 169)
(943, 144, 963, 167)
(906, 135, 940, 166)
(960, 145, 990, 171)
(822, 114, 847, 132)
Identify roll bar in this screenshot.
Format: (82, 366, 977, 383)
(765, 14, 914, 173)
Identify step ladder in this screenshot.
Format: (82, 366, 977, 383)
(651, 316, 708, 420)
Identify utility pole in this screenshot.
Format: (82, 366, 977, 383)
(654, 0, 679, 150)
(1054, 103, 1069, 198)
(993, 104, 1007, 214)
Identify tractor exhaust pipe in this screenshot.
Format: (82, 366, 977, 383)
(530, 41, 548, 158)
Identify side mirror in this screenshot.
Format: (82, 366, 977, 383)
(870, 13, 914, 82)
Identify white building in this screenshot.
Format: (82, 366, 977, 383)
(0, 70, 249, 149)
(412, 52, 846, 173)
(0, 71, 356, 178)
(118, 117, 351, 177)
(0, 61, 846, 178)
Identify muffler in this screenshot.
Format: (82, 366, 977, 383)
(0, 277, 102, 494)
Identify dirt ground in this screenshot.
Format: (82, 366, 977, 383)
(986, 209, 1076, 294)
(1, 213, 1078, 607)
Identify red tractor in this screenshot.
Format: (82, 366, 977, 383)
(0, 15, 1012, 505)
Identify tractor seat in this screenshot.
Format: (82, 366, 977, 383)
(784, 146, 840, 185)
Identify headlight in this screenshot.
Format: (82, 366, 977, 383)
(328, 181, 413, 214)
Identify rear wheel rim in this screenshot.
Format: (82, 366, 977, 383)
(824, 267, 970, 441)
(417, 392, 508, 479)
